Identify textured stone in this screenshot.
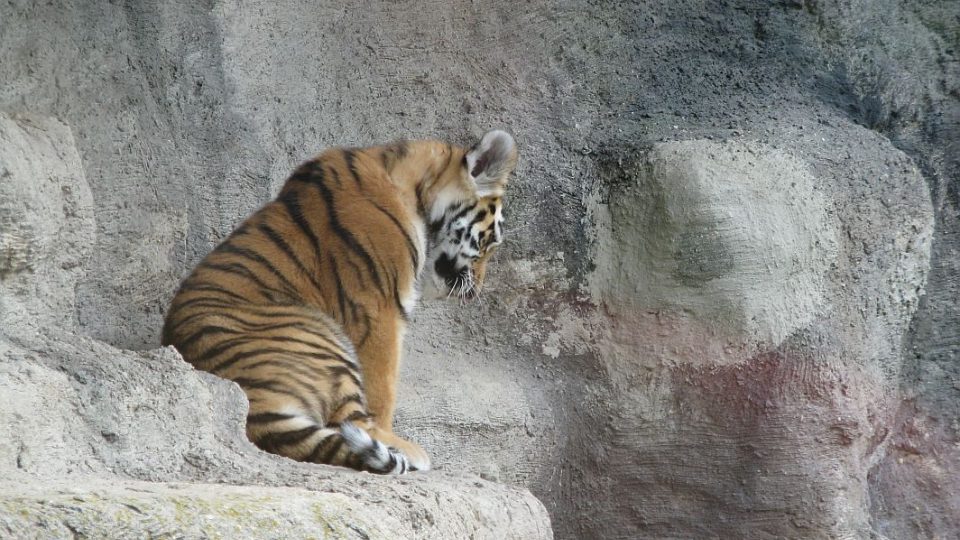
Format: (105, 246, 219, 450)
(0, 113, 94, 333)
(0, 330, 551, 540)
(0, 112, 551, 539)
(0, 1, 957, 538)
(588, 140, 838, 350)
(563, 127, 934, 538)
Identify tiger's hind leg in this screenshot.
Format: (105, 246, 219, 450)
(245, 393, 427, 474)
(240, 353, 429, 474)
(326, 391, 432, 473)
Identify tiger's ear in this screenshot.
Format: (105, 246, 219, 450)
(466, 130, 518, 197)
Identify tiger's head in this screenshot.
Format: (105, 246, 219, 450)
(424, 130, 517, 301)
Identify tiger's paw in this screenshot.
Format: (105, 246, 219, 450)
(371, 428, 431, 472)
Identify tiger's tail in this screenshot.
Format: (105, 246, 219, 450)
(249, 416, 423, 475)
(336, 422, 418, 474)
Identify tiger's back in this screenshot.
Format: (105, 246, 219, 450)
(163, 131, 518, 474)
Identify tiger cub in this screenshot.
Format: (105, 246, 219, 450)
(162, 130, 517, 474)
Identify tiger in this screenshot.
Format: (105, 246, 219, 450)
(161, 130, 517, 474)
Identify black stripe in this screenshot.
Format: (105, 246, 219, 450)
(201, 334, 352, 371)
(309, 172, 387, 296)
(355, 309, 372, 347)
(217, 316, 355, 364)
(289, 162, 320, 184)
(278, 190, 323, 267)
(368, 243, 397, 294)
(168, 301, 251, 335)
(168, 310, 228, 336)
(428, 217, 444, 236)
(335, 261, 370, 342)
(337, 394, 365, 409)
(240, 340, 356, 370)
(306, 432, 341, 463)
(255, 425, 320, 451)
(198, 261, 284, 299)
(318, 435, 345, 463)
(169, 288, 246, 320)
(326, 364, 364, 389)
(328, 257, 350, 324)
(206, 342, 356, 375)
(344, 449, 364, 470)
(233, 375, 325, 417)
(257, 223, 325, 295)
(168, 297, 239, 315)
(193, 337, 260, 367)
(206, 303, 324, 322)
(189, 305, 330, 341)
(343, 149, 363, 187)
(175, 282, 248, 303)
(174, 310, 324, 338)
(203, 344, 312, 373)
(448, 203, 474, 225)
(232, 377, 314, 412)
(166, 308, 232, 342)
(340, 410, 370, 424)
(327, 163, 342, 187)
(240, 357, 360, 395)
(236, 332, 345, 352)
(180, 317, 329, 350)
(247, 412, 298, 425)
(214, 243, 299, 295)
(378, 452, 398, 474)
(342, 256, 368, 290)
(369, 201, 420, 270)
(212, 318, 324, 336)
(230, 376, 285, 389)
(177, 324, 241, 350)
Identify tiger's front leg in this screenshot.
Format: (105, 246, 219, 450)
(356, 311, 404, 432)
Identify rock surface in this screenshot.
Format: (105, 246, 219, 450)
(0, 113, 94, 331)
(0, 332, 551, 540)
(1, 1, 957, 539)
(0, 112, 551, 539)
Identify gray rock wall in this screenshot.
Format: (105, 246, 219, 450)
(0, 110, 550, 539)
(0, 114, 94, 332)
(1, 1, 957, 539)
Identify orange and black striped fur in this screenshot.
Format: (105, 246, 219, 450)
(162, 130, 517, 474)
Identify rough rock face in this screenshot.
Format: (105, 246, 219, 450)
(573, 134, 933, 538)
(0, 113, 550, 539)
(1, 1, 957, 539)
(0, 333, 551, 540)
(0, 113, 94, 331)
(588, 140, 840, 349)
